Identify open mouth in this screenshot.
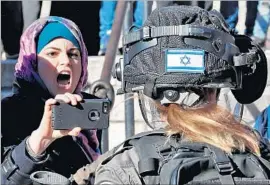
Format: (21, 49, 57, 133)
(57, 72, 71, 86)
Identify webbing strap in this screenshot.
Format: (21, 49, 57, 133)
(233, 51, 258, 66)
(1, 151, 32, 185)
(138, 158, 159, 176)
(1, 152, 19, 180)
(123, 25, 234, 45)
(124, 25, 190, 45)
(143, 76, 158, 98)
(208, 146, 235, 185)
(131, 131, 167, 184)
(257, 155, 270, 173)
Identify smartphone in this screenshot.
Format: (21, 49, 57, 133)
(52, 99, 110, 130)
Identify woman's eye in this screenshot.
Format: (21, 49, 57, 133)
(47, 52, 58, 57)
(69, 53, 80, 59)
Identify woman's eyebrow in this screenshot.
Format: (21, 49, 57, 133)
(69, 48, 80, 52)
(45, 47, 61, 51)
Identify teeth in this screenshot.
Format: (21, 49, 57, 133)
(60, 71, 70, 75)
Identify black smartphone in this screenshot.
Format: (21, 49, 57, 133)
(52, 99, 110, 130)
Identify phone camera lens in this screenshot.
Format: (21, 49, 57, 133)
(88, 110, 100, 121)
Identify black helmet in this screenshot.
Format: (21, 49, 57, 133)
(113, 5, 267, 104)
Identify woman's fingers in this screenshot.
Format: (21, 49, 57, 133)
(38, 98, 58, 138)
(74, 94, 83, 102)
(44, 98, 57, 112)
(54, 93, 82, 106)
(68, 127, 82, 136)
(53, 127, 81, 138)
(64, 93, 78, 106)
(42, 98, 57, 121)
(55, 94, 71, 104)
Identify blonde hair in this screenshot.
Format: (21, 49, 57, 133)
(156, 90, 260, 155)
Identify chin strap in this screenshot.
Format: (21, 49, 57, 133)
(233, 102, 244, 122)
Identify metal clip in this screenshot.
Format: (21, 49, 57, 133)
(208, 146, 234, 175)
(143, 27, 151, 40)
(215, 161, 234, 174)
(190, 27, 212, 38)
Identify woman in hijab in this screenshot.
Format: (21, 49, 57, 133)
(1, 16, 100, 184)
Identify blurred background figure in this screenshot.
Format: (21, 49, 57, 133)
(146, 1, 174, 16)
(253, 1, 270, 49)
(194, 1, 213, 11)
(1, 1, 24, 59)
(22, 1, 42, 30)
(220, 1, 258, 36)
(174, 1, 213, 10)
(254, 105, 270, 140)
(98, 0, 144, 56)
(50, 1, 100, 55)
(1, 1, 41, 60)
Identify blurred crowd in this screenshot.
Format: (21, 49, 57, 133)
(1, 1, 270, 60)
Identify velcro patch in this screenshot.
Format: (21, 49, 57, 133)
(165, 49, 205, 73)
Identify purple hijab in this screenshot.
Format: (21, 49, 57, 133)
(14, 16, 100, 161)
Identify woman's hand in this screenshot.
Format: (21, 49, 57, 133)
(28, 93, 83, 155)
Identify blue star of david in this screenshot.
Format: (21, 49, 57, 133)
(180, 55, 191, 66)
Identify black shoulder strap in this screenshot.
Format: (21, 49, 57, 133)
(207, 146, 235, 185)
(257, 156, 270, 172)
(130, 130, 171, 185)
(134, 134, 166, 173)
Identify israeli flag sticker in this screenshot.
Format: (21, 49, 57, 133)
(165, 49, 205, 73)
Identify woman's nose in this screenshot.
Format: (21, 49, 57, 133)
(59, 53, 71, 66)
